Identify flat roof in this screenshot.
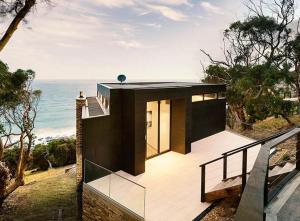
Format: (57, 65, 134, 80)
(98, 82, 225, 90)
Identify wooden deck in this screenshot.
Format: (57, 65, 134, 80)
(87, 131, 262, 221)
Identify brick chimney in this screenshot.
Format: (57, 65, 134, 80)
(76, 91, 86, 220)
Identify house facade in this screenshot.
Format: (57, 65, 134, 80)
(80, 82, 226, 176)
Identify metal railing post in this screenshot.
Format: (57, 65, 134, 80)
(201, 165, 206, 202)
(223, 154, 227, 180)
(296, 133, 300, 170)
(242, 149, 247, 191)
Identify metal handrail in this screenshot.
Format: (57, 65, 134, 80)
(199, 127, 296, 167)
(222, 127, 295, 155)
(199, 126, 299, 202)
(234, 127, 300, 221)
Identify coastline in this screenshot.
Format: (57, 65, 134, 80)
(34, 127, 75, 144)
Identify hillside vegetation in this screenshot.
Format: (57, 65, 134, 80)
(0, 166, 77, 221)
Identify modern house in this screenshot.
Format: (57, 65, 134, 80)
(80, 82, 226, 175)
(76, 82, 300, 221)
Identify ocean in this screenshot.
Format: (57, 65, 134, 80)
(33, 80, 98, 139)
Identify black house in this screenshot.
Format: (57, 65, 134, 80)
(80, 82, 226, 175)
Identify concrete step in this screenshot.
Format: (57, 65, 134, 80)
(265, 172, 300, 221)
(269, 165, 283, 177)
(278, 162, 295, 175)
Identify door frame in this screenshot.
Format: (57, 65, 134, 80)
(146, 99, 172, 159)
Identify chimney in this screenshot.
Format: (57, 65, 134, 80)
(76, 91, 86, 220)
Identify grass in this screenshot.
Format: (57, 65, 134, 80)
(24, 165, 74, 184)
(236, 115, 300, 140)
(0, 167, 77, 221)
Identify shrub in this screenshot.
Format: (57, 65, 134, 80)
(3, 147, 19, 176)
(32, 144, 50, 171)
(47, 138, 76, 167)
(32, 138, 76, 170)
(0, 161, 11, 197)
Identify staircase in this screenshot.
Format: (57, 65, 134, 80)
(204, 161, 297, 202)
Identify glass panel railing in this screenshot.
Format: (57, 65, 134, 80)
(110, 173, 145, 218)
(84, 160, 146, 218)
(84, 160, 111, 196)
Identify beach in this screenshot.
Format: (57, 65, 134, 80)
(32, 80, 97, 143)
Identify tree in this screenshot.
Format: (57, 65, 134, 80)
(0, 60, 41, 206)
(0, 0, 50, 52)
(201, 0, 297, 129)
(286, 31, 300, 111)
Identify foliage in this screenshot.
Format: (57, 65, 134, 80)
(0, 60, 41, 206)
(201, 0, 298, 129)
(32, 144, 49, 171)
(0, 162, 11, 204)
(2, 147, 19, 176)
(32, 138, 76, 170)
(0, 0, 51, 52)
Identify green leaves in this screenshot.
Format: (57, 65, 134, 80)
(0, 60, 39, 108)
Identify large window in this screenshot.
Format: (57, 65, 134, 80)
(160, 100, 170, 153)
(192, 95, 203, 102)
(192, 92, 224, 102)
(204, 93, 217, 100)
(146, 100, 171, 158)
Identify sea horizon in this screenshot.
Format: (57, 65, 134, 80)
(33, 79, 97, 140)
(32, 78, 200, 141)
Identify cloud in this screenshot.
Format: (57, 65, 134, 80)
(146, 4, 188, 21)
(144, 23, 162, 29)
(86, 0, 189, 22)
(200, 2, 224, 15)
(148, 0, 192, 6)
(93, 0, 135, 8)
(116, 40, 143, 49)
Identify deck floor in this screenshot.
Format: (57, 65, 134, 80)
(89, 131, 261, 221)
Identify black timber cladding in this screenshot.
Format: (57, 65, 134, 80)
(82, 82, 226, 175)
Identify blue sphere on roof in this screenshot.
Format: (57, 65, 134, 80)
(117, 74, 126, 84)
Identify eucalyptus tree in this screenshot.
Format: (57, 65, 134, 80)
(201, 0, 297, 129)
(0, 0, 50, 52)
(0, 60, 41, 206)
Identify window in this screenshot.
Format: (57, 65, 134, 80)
(204, 93, 217, 100)
(192, 95, 203, 102)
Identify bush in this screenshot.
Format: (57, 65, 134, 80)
(47, 138, 76, 167)
(3, 147, 19, 176)
(32, 138, 76, 170)
(0, 161, 11, 196)
(32, 144, 50, 171)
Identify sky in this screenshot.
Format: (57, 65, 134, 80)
(0, 0, 261, 81)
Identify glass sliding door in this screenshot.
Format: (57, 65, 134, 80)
(159, 100, 170, 153)
(146, 100, 171, 158)
(146, 101, 159, 158)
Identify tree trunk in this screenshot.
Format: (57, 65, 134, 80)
(281, 114, 294, 126)
(230, 105, 249, 130)
(0, 0, 36, 52)
(0, 176, 24, 207)
(15, 134, 25, 186)
(0, 138, 3, 160)
(0, 134, 28, 208)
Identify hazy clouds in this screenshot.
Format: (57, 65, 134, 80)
(1, 0, 248, 81)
